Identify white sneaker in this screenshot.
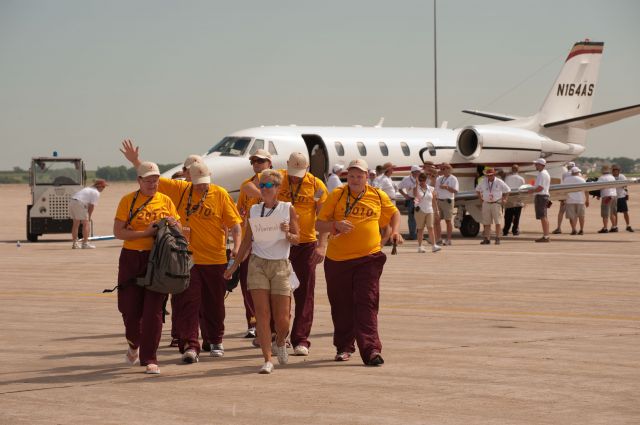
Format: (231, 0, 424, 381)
(432, 245, 442, 253)
(72, 241, 81, 249)
(210, 343, 224, 357)
(182, 349, 199, 364)
(276, 344, 288, 365)
(294, 345, 309, 356)
(81, 242, 96, 249)
(259, 361, 274, 374)
(417, 246, 426, 253)
(444, 240, 452, 246)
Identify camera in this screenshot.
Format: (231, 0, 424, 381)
(414, 206, 421, 212)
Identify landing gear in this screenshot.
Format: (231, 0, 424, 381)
(460, 214, 480, 237)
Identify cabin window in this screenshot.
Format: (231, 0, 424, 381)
(401, 142, 410, 156)
(357, 142, 367, 156)
(426, 142, 436, 157)
(268, 141, 278, 155)
(248, 139, 265, 155)
(379, 142, 389, 156)
(334, 141, 345, 156)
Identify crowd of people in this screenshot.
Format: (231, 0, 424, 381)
(102, 140, 633, 375)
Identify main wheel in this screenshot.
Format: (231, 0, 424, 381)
(460, 214, 480, 237)
(26, 205, 39, 242)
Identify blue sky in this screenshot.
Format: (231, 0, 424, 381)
(1, 0, 639, 169)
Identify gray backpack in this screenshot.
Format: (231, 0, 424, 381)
(136, 218, 193, 294)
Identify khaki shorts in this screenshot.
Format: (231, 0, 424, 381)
(437, 199, 454, 220)
(565, 203, 585, 219)
(600, 197, 617, 218)
(247, 254, 291, 296)
(69, 199, 89, 220)
(481, 202, 503, 225)
(415, 210, 434, 228)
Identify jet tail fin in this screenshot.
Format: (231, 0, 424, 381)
(543, 103, 640, 129)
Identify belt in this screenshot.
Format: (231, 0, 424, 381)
(487, 201, 502, 204)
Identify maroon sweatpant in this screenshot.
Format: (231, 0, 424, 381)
(239, 257, 256, 328)
(289, 242, 317, 348)
(172, 267, 203, 354)
(324, 251, 386, 364)
(195, 264, 227, 345)
(117, 249, 166, 366)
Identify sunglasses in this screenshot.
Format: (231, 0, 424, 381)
(259, 182, 276, 189)
(251, 158, 268, 164)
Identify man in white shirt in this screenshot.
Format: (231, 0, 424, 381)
(552, 161, 575, 234)
(597, 165, 618, 233)
(612, 164, 633, 232)
(434, 163, 459, 245)
(376, 162, 397, 204)
(503, 164, 526, 236)
(476, 168, 510, 244)
(398, 165, 422, 240)
(527, 158, 551, 242)
(69, 179, 107, 249)
(326, 164, 344, 193)
(563, 167, 589, 235)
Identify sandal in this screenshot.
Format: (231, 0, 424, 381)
(125, 347, 139, 366)
(145, 364, 160, 374)
(334, 352, 352, 362)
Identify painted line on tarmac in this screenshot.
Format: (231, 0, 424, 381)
(0, 291, 112, 298)
(382, 304, 640, 321)
(427, 249, 640, 259)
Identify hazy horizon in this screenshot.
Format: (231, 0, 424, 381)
(1, 0, 639, 170)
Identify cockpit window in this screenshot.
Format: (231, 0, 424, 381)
(207, 137, 252, 156)
(248, 139, 265, 155)
(268, 141, 278, 155)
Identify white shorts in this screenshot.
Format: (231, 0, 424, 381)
(69, 199, 89, 220)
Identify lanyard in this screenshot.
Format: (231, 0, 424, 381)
(487, 179, 494, 195)
(261, 202, 278, 217)
(288, 176, 303, 205)
(344, 186, 365, 218)
(127, 190, 154, 225)
(185, 185, 208, 221)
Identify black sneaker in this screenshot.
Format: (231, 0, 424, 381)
(201, 341, 211, 352)
(597, 228, 608, 234)
(244, 327, 256, 338)
(578, 230, 584, 235)
(610, 227, 618, 233)
(552, 229, 562, 234)
(627, 226, 634, 233)
(512, 230, 520, 236)
(570, 230, 577, 235)
(366, 352, 384, 366)
(480, 239, 491, 245)
(494, 238, 501, 245)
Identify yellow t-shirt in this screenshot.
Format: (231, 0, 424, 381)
(158, 178, 242, 265)
(236, 174, 262, 223)
(115, 191, 180, 251)
(277, 170, 328, 244)
(317, 185, 398, 261)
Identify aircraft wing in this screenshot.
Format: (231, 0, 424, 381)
(454, 179, 639, 208)
(543, 104, 640, 129)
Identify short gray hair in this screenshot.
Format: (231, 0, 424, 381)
(260, 169, 282, 185)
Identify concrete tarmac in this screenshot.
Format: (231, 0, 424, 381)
(1, 183, 639, 425)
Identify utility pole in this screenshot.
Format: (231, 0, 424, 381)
(433, 0, 438, 128)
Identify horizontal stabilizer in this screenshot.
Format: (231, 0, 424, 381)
(543, 104, 640, 129)
(461, 109, 519, 122)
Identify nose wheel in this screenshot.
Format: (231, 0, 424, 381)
(460, 214, 480, 237)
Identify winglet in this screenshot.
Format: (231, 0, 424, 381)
(374, 117, 385, 128)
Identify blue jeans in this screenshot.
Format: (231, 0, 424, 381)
(405, 199, 416, 239)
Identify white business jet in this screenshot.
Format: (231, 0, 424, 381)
(164, 40, 639, 237)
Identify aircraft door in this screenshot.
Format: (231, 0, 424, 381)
(301, 134, 328, 182)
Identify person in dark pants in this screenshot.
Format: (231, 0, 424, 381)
(503, 164, 526, 236)
(398, 165, 422, 240)
(316, 159, 402, 366)
(114, 161, 181, 375)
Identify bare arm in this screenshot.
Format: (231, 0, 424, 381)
(282, 206, 300, 246)
(224, 224, 253, 280)
(229, 223, 242, 257)
(113, 219, 156, 241)
(120, 139, 143, 168)
(241, 181, 261, 198)
(87, 203, 95, 217)
(389, 211, 403, 244)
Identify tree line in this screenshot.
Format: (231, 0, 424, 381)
(95, 164, 179, 181)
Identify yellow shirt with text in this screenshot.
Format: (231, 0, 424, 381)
(158, 178, 242, 265)
(237, 174, 262, 223)
(318, 185, 398, 261)
(115, 191, 179, 251)
(277, 170, 328, 244)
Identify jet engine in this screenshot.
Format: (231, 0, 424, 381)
(456, 126, 572, 163)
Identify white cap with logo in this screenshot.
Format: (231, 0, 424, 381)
(533, 158, 547, 166)
(183, 154, 203, 169)
(347, 159, 369, 172)
(411, 165, 422, 173)
(189, 162, 211, 185)
(287, 152, 309, 178)
(137, 161, 161, 178)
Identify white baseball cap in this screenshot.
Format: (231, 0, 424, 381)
(189, 162, 211, 185)
(183, 154, 203, 169)
(411, 165, 422, 173)
(287, 152, 309, 178)
(347, 159, 369, 172)
(137, 161, 160, 178)
(570, 166, 581, 174)
(332, 164, 344, 174)
(533, 158, 547, 166)
(249, 149, 272, 161)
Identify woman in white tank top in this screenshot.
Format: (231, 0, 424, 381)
(225, 169, 299, 374)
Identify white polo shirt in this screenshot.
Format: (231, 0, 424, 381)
(598, 174, 616, 197)
(534, 169, 551, 196)
(476, 177, 510, 202)
(415, 184, 435, 213)
(377, 175, 397, 201)
(504, 173, 525, 189)
(72, 187, 100, 206)
(435, 174, 458, 200)
(563, 175, 586, 204)
(398, 175, 417, 199)
(614, 174, 628, 198)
